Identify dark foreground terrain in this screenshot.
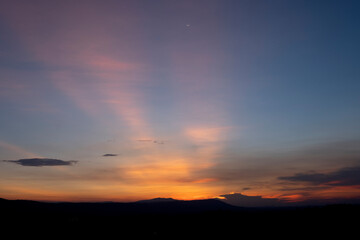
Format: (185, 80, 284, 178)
(1, 197, 359, 238)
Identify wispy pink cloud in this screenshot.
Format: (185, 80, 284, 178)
(1, 1, 153, 139)
(0, 140, 41, 158)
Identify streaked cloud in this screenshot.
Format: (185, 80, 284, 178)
(0, 141, 41, 158)
(278, 166, 360, 187)
(102, 154, 118, 157)
(3, 158, 77, 167)
(136, 139, 166, 144)
(185, 126, 228, 143)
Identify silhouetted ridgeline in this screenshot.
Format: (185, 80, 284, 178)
(0, 197, 358, 238)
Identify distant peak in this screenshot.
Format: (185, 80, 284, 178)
(137, 197, 178, 203)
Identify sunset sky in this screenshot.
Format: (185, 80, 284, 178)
(0, 0, 360, 205)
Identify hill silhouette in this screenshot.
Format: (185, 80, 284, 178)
(136, 197, 178, 203)
(0, 197, 358, 238)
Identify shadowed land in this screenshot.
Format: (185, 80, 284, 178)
(1, 197, 359, 238)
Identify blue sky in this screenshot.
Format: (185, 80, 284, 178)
(0, 0, 359, 204)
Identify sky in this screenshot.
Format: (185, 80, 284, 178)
(0, 0, 360, 206)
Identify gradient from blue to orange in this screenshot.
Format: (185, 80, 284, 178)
(0, 0, 359, 204)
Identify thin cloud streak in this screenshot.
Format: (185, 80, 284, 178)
(102, 154, 118, 157)
(279, 166, 360, 187)
(3, 158, 77, 167)
(0, 141, 41, 158)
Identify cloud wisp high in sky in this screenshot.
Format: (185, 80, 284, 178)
(3, 158, 78, 167)
(0, 0, 360, 204)
(102, 154, 118, 157)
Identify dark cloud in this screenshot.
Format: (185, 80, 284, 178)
(219, 193, 283, 207)
(102, 154, 118, 157)
(3, 158, 77, 167)
(219, 192, 360, 207)
(278, 166, 360, 186)
(194, 139, 360, 189)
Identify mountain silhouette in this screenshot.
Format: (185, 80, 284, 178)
(0, 197, 358, 238)
(136, 197, 178, 203)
